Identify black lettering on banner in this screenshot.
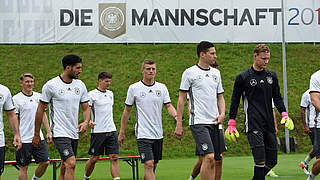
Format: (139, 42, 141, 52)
(196, 9, 208, 26)
(60, 9, 74, 26)
(75, 9, 79, 26)
(181, 9, 194, 25)
(209, 9, 222, 26)
(81, 9, 93, 26)
(256, 8, 267, 25)
(165, 9, 179, 25)
(239, 9, 254, 25)
(132, 9, 148, 25)
(149, 9, 164, 25)
(269, 8, 281, 25)
(224, 9, 238, 25)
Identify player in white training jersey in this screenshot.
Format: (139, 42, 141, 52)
(307, 70, 320, 180)
(32, 55, 91, 180)
(84, 72, 120, 180)
(0, 84, 21, 180)
(118, 59, 177, 180)
(175, 41, 226, 180)
(299, 89, 316, 175)
(13, 73, 51, 180)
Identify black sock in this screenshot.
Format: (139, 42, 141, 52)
(252, 164, 265, 180)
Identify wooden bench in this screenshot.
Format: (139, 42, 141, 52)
(5, 156, 140, 180)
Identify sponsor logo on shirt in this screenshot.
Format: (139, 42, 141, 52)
(212, 75, 218, 83)
(250, 79, 257, 86)
(74, 87, 80, 95)
(266, 76, 273, 84)
(197, 75, 203, 81)
(58, 89, 65, 96)
(156, 90, 161, 97)
(140, 92, 146, 98)
(0, 94, 4, 102)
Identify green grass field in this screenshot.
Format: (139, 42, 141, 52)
(2, 154, 312, 179)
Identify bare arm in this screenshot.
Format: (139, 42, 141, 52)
(118, 105, 132, 146)
(7, 110, 22, 150)
(215, 93, 225, 124)
(42, 112, 52, 143)
(32, 101, 48, 147)
(165, 103, 177, 119)
(78, 102, 91, 134)
(174, 91, 187, 140)
(310, 92, 320, 112)
(300, 107, 310, 134)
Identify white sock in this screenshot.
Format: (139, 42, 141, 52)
(113, 177, 120, 180)
(84, 175, 90, 180)
(305, 155, 312, 164)
(188, 175, 194, 180)
(32, 175, 40, 180)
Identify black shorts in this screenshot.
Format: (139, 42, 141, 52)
(247, 130, 277, 165)
(137, 139, 163, 164)
(190, 124, 227, 160)
(88, 132, 119, 156)
(312, 128, 320, 156)
(16, 141, 49, 166)
(309, 128, 315, 145)
(53, 137, 78, 161)
(0, 146, 4, 176)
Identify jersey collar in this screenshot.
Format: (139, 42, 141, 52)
(196, 64, 210, 71)
(141, 80, 155, 87)
(59, 75, 72, 84)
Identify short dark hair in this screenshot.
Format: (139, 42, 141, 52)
(141, 59, 155, 70)
(19, 73, 34, 82)
(197, 41, 215, 58)
(98, 72, 112, 80)
(62, 54, 82, 69)
(254, 44, 270, 55)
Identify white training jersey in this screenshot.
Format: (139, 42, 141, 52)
(13, 92, 45, 143)
(88, 89, 116, 133)
(310, 70, 320, 128)
(125, 81, 171, 139)
(300, 89, 315, 128)
(0, 84, 15, 147)
(41, 76, 89, 139)
(180, 65, 224, 125)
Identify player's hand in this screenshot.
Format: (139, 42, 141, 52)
(280, 112, 294, 130)
(78, 121, 89, 134)
(118, 133, 125, 146)
(225, 119, 239, 142)
(214, 114, 225, 125)
(89, 121, 96, 129)
(304, 125, 311, 135)
(13, 134, 22, 151)
(46, 133, 52, 144)
(32, 134, 41, 147)
(174, 123, 183, 140)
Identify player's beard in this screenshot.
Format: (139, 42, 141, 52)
(68, 72, 79, 79)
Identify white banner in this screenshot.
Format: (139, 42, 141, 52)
(0, 0, 319, 43)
